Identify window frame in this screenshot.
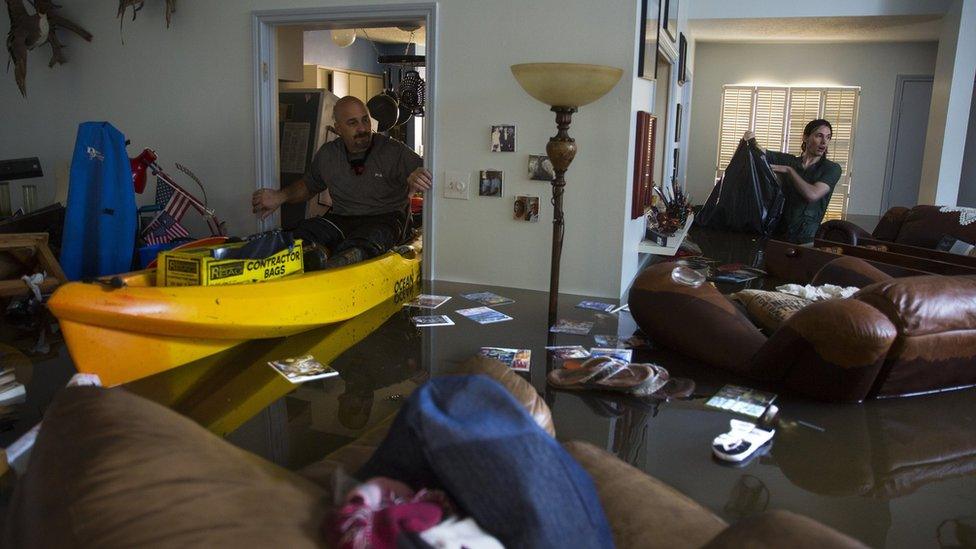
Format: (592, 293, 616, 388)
(715, 84, 860, 220)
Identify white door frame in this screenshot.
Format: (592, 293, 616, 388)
(251, 3, 439, 281)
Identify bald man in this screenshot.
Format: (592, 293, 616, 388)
(252, 96, 432, 265)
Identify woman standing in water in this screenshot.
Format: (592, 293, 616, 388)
(744, 119, 841, 242)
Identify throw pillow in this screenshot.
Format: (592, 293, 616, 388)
(732, 290, 813, 333)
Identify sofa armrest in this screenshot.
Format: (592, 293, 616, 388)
(563, 440, 726, 549)
(703, 510, 867, 549)
(816, 219, 871, 245)
(811, 256, 893, 288)
(872, 206, 910, 241)
(752, 299, 897, 402)
(629, 263, 766, 375)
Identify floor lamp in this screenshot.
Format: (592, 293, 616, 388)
(510, 63, 623, 325)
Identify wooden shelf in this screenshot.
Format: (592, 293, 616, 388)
(637, 213, 694, 256)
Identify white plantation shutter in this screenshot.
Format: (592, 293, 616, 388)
(786, 89, 822, 155)
(821, 89, 859, 220)
(715, 85, 860, 219)
(753, 87, 788, 153)
(717, 86, 755, 178)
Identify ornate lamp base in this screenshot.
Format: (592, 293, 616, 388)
(546, 106, 578, 325)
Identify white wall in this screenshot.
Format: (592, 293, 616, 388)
(0, 0, 640, 298)
(918, 0, 976, 205)
(686, 41, 938, 216)
(959, 83, 976, 207)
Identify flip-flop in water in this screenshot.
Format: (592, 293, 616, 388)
(547, 356, 653, 393)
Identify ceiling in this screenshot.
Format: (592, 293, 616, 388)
(297, 24, 426, 45)
(689, 14, 942, 43)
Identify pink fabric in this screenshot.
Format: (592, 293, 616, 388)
(327, 477, 454, 549)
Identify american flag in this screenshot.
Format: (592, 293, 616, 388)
(142, 178, 205, 245)
(143, 210, 190, 245)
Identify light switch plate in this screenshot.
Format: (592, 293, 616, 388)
(443, 170, 470, 200)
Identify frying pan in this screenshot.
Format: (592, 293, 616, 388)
(367, 69, 399, 132)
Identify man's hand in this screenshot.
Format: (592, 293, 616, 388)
(407, 167, 433, 194)
(770, 164, 793, 175)
(252, 188, 285, 219)
(742, 130, 756, 141)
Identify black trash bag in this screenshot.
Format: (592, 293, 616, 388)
(696, 138, 785, 235)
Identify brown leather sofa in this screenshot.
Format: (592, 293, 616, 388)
(628, 257, 976, 402)
(818, 205, 976, 250)
(3, 358, 865, 548)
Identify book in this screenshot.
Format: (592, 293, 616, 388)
(456, 306, 513, 324)
(479, 347, 531, 371)
(268, 355, 340, 384)
(705, 385, 778, 419)
(405, 294, 452, 309)
(461, 291, 515, 306)
(411, 314, 455, 327)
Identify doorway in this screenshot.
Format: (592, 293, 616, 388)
(881, 75, 933, 212)
(251, 4, 438, 281)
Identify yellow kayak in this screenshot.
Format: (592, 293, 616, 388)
(47, 239, 422, 387)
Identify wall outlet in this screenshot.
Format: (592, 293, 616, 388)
(443, 170, 470, 200)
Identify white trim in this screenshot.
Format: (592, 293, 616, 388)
(252, 3, 438, 282)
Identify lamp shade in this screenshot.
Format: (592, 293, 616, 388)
(330, 29, 357, 48)
(511, 63, 623, 108)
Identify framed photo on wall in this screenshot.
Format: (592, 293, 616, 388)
(632, 111, 657, 219)
(637, 0, 661, 81)
(678, 32, 688, 85)
(674, 103, 682, 142)
(479, 170, 503, 197)
(662, 0, 678, 44)
(671, 147, 680, 187)
(490, 125, 516, 152)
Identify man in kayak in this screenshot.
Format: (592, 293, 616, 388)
(251, 96, 432, 266)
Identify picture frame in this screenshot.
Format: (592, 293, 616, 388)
(514, 195, 540, 222)
(632, 111, 657, 219)
(479, 170, 503, 197)
(671, 147, 680, 187)
(678, 32, 688, 85)
(637, 0, 661, 81)
(528, 154, 555, 181)
(490, 124, 516, 152)
(674, 103, 682, 143)
(662, 0, 678, 44)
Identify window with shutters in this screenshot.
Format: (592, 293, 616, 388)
(715, 85, 860, 220)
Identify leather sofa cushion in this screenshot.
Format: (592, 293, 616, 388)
(894, 205, 976, 248)
(564, 440, 727, 549)
(733, 290, 812, 333)
(3, 386, 327, 548)
(854, 275, 976, 336)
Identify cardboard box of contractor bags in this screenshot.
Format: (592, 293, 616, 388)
(156, 240, 304, 286)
